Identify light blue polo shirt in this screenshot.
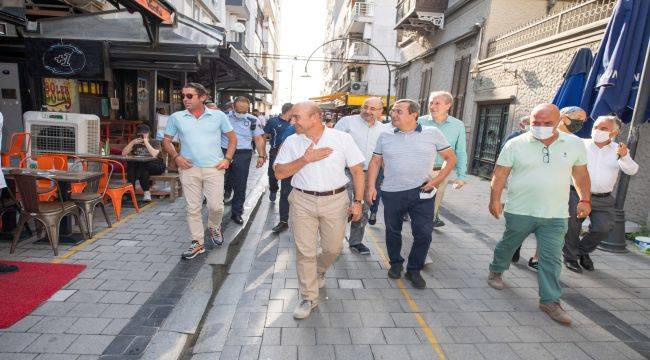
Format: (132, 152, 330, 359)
(418, 115, 468, 179)
(221, 111, 265, 150)
(164, 108, 233, 168)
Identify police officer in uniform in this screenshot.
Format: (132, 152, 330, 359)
(222, 96, 267, 224)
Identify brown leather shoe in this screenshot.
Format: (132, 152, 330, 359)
(539, 302, 572, 325)
(487, 271, 505, 290)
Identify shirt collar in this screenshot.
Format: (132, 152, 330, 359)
(394, 124, 423, 133)
(183, 107, 210, 118)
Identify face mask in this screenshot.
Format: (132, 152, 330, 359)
(523, 125, 531, 132)
(592, 129, 611, 143)
(530, 126, 555, 140)
(234, 112, 247, 119)
(565, 119, 584, 133)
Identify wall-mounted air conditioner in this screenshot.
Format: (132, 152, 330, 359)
(23, 111, 101, 155)
(350, 81, 368, 94)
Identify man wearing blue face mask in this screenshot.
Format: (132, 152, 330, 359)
(563, 115, 639, 273)
(487, 103, 591, 325)
(222, 96, 267, 224)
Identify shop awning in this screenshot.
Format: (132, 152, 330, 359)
(310, 92, 395, 107)
(0, 1, 26, 27)
(208, 46, 272, 93)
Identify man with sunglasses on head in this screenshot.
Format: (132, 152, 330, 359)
(163, 83, 237, 260)
(487, 103, 591, 325)
(222, 96, 267, 225)
(335, 97, 390, 255)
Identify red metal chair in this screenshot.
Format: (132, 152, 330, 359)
(1, 132, 31, 167)
(18, 154, 67, 202)
(93, 158, 139, 221)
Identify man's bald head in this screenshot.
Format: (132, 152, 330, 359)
(290, 101, 323, 134)
(530, 103, 561, 127)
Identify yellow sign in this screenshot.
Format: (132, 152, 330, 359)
(347, 94, 395, 106)
(43, 78, 78, 112)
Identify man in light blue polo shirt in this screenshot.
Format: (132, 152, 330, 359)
(221, 96, 267, 225)
(418, 91, 468, 227)
(163, 83, 237, 260)
(487, 103, 591, 325)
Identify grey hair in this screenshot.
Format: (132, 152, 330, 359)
(594, 115, 622, 131)
(394, 99, 420, 115)
(428, 91, 453, 106)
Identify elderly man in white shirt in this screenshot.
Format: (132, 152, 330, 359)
(274, 101, 366, 320)
(563, 115, 639, 273)
(335, 97, 389, 255)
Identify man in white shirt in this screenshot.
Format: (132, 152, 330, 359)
(563, 115, 639, 272)
(274, 101, 365, 319)
(335, 97, 389, 255)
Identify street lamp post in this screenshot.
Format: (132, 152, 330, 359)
(303, 37, 392, 116)
(277, 56, 298, 103)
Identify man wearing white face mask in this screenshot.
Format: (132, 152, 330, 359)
(563, 115, 639, 273)
(487, 103, 591, 325)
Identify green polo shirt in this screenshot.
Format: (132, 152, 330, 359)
(498, 132, 587, 219)
(417, 115, 467, 179)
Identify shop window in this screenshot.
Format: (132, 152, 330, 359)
(78, 80, 107, 96)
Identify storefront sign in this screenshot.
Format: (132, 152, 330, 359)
(26, 39, 103, 79)
(43, 78, 79, 113)
(132, 0, 172, 24)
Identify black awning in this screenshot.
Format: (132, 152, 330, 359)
(0, 1, 26, 27)
(209, 46, 272, 93)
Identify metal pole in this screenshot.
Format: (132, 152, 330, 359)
(386, 67, 391, 121)
(599, 39, 650, 253)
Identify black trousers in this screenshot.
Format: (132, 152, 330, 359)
(268, 147, 280, 193)
(223, 148, 252, 217)
(563, 188, 615, 261)
(268, 147, 292, 222)
(126, 159, 165, 191)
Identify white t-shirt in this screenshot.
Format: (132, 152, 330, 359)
(274, 127, 365, 192)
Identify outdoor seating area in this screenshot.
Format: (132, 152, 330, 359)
(0, 130, 179, 257)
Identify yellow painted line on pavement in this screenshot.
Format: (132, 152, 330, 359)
(52, 201, 158, 264)
(369, 235, 447, 360)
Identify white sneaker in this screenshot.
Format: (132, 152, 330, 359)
(318, 272, 326, 289)
(293, 300, 318, 319)
(143, 191, 152, 202)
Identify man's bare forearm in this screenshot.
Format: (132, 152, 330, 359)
(490, 166, 510, 202)
(349, 164, 365, 201)
(163, 137, 178, 158)
(572, 166, 591, 201)
(366, 156, 381, 190)
(224, 132, 237, 160)
(274, 157, 308, 180)
(254, 136, 266, 157)
(431, 151, 457, 185)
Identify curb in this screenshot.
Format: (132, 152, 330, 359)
(139, 174, 268, 360)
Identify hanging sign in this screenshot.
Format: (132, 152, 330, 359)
(43, 78, 78, 112)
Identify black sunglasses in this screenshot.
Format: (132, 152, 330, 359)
(182, 93, 196, 99)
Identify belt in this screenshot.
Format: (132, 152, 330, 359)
(570, 186, 611, 198)
(295, 186, 346, 197)
(432, 166, 443, 171)
(222, 148, 253, 154)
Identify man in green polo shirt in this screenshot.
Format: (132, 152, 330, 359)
(418, 91, 467, 227)
(487, 103, 591, 326)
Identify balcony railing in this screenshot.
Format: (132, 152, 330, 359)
(396, 0, 448, 29)
(353, 2, 374, 17)
(349, 42, 370, 57)
(486, 0, 616, 57)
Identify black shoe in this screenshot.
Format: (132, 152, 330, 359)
(512, 246, 521, 263)
(0, 263, 18, 273)
(231, 215, 244, 225)
(564, 259, 583, 273)
(388, 264, 403, 279)
(349, 243, 371, 255)
(433, 219, 445, 228)
(402, 214, 410, 222)
(405, 270, 426, 289)
(269, 191, 277, 202)
(272, 221, 288, 233)
(368, 212, 377, 225)
(528, 257, 539, 271)
(579, 254, 594, 271)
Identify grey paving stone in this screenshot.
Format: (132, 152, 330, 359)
(439, 343, 485, 360)
(25, 334, 78, 353)
(140, 331, 187, 360)
(99, 291, 138, 304)
(0, 332, 40, 352)
(66, 317, 112, 334)
(66, 290, 107, 303)
(262, 328, 281, 345)
(297, 345, 335, 360)
(371, 344, 411, 360)
(97, 280, 135, 291)
(49, 290, 77, 302)
(359, 313, 395, 328)
(4, 315, 43, 332)
(315, 328, 351, 345)
(328, 313, 363, 328)
(333, 344, 373, 360)
(541, 342, 592, 360)
(476, 343, 521, 360)
(349, 328, 385, 345)
(100, 304, 141, 318)
(509, 342, 555, 360)
(101, 318, 130, 335)
(281, 328, 316, 346)
(64, 334, 114, 354)
(258, 345, 297, 360)
(478, 326, 520, 343)
(29, 316, 77, 334)
(381, 328, 421, 345)
(510, 326, 555, 342)
(67, 278, 106, 290)
(0, 353, 36, 360)
(33, 354, 78, 360)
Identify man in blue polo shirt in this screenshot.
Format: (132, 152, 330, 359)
(417, 91, 468, 228)
(222, 96, 267, 225)
(163, 83, 237, 260)
(264, 103, 293, 233)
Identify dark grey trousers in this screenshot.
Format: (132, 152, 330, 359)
(562, 188, 615, 261)
(345, 169, 368, 246)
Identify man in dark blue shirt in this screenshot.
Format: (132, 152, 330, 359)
(264, 103, 294, 233)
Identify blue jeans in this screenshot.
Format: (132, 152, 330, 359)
(223, 148, 252, 217)
(369, 169, 384, 214)
(382, 187, 435, 271)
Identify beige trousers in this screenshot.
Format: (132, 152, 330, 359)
(431, 170, 451, 218)
(289, 189, 349, 301)
(179, 167, 225, 245)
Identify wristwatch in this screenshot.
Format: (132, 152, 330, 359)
(353, 199, 365, 205)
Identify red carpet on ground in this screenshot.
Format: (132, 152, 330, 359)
(0, 260, 85, 328)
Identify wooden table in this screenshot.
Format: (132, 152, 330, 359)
(77, 154, 158, 163)
(3, 168, 104, 244)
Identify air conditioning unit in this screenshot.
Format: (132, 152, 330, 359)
(23, 111, 101, 155)
(350, 81, 368, 94)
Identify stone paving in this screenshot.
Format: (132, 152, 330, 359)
(0, 161, 267, 360)
(188, 175, 650, 360)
